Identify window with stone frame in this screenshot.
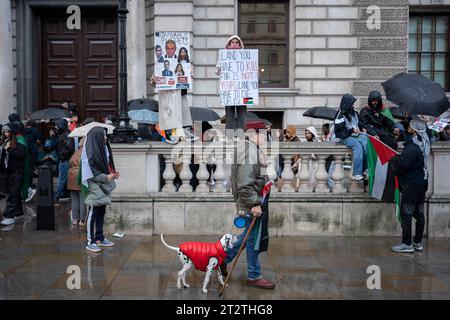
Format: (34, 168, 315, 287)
(239, 0, 289, 88)
(409, 14, 449, 91)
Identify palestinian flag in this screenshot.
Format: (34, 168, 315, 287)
(366, 134, 401, 222)
(243, 97, 253, 105)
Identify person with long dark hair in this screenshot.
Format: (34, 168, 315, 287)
(81, 127, 119, 253)
(0, 124, 26, 226)
(177, 47, 190, 63)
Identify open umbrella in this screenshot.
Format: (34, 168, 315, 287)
(220, 111, 272, 126)
(69, 122, 115, 138)
(245, 111, 272, 126)
(30, 107, 70, 121)
(128, 98, 159, 112)
(190, 107, 221, 122)
(303, 106, 338, 121)
(382, 73, 450, 117)
(128, 109, 159, 124)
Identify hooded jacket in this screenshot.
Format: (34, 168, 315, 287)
(391, 140, 426, 191)
(334, 94, 364, 140)
(55, 118, 75, 162)
(82, 127, 116, 206)
(216, 35, 245, 70)
(305, 126, 319, 141)
(285, 126, 300, 142)
(360, 91, 395, 138)
(225, 35, 244, 49)
(179, 240, 227, 272)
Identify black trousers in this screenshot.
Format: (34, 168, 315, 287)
(225, 105, 246, 138)
(86, 205, 106, 245)
(400, 185, 426, 246)
(1, 172, 24, 219)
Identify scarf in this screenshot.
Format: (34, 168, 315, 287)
(412, 132, 430, 179)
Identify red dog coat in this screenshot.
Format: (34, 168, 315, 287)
(179, 240, 228, 272)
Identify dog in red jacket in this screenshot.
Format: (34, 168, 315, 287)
(161, 234, 235, 293)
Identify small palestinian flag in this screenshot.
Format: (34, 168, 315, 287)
(243, 97, 253, 105)
(366, 134, 401, 222)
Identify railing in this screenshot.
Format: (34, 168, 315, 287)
(112, 141, 369, 195)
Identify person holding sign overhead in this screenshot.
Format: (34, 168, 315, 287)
(216, 35, 247, 140)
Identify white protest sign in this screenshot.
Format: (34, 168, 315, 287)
(154, 32, 191, 91)
(429, 118, 450, 132)
(218, 49, 259, 106)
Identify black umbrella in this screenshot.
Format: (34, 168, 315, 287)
(382, 73, 450, 117)
(303, 106, 338, 121)
(128, 98, 159, 112)
(190, 107, 221, 122)
(30, 107, 70, 121)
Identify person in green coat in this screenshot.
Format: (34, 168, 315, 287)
(9, 121, 30, 206)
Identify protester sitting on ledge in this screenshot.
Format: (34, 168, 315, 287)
(334, 93, 368, 181)
(360, 90, 398, 150)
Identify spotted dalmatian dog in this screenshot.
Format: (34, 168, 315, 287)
(160, 234, 235, 293)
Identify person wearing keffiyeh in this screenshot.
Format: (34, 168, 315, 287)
(80, 127, 119, 253)
(390, 119, 429, 254)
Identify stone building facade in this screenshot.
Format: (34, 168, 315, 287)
(1, 0, 449, 128)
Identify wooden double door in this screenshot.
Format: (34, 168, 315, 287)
(40, 8, 118, 121)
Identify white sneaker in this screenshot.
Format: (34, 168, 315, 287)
(351, 175, 364, 181)
(1, 218, 15, 226)
(86, 243, 102, 253)
(25, 188, 37, 203)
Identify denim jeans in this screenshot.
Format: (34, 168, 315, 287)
(225, 214, 261, 280)
(327, 161, 335, 190)
(342, 134, 368, 176)
(55, 160, 69, 200)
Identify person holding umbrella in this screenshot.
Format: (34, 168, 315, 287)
(390, 119, 429, 253)
(334, 94, 368, 181)
(221, 120, 275, 290)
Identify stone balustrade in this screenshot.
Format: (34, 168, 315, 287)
(108, 141, 450, 238)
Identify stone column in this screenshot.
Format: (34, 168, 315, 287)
(331, 155, 346, 193)
(0, 0, 14, 120)
(195, 152, 210, 193)
(178, 151, 193, 193)
(213, 150, 227, 192)
(297, 155, 312, 193)
(314, 155, 330, 193)
(162, 154, 176, 192)
(126, 0, 147, 100)
(281, 154, 296, 193)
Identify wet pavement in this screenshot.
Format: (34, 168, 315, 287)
(1, 202, 450, 300)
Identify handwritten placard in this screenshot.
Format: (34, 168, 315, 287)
(218, 49, 259, 106)
(154, 32, 191, 91)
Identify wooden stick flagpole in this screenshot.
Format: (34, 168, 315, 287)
(218, 215, 257, 297)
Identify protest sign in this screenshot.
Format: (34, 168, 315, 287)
(218, 49, 259, 106)
(154, 32, 191, 90)
(429, 118, 450, 132)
